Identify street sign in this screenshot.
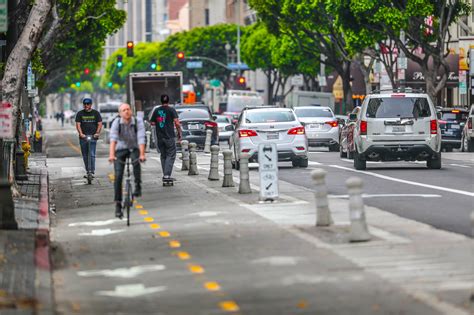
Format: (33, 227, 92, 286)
(0, 0, 7, 33)
(0, 102, 14, 139)
(258, 143, 278, 201)
(227, 63, 249, 71)
(186, 61, 203, 69)
(291, 75, 304, 87)
(459, 71, 467, 95)
(318, 75, 327, 87)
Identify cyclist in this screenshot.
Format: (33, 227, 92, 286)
(149, 94, 182, 182)
(75, 98, 102, 178)
(109, 103, 146, 218)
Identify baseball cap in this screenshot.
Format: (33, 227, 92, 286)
(83, 98, 93, 105)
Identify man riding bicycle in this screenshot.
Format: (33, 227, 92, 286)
(75, 98, 102, 178)
(109, 103, 146, 218)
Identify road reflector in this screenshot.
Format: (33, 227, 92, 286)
(135, 204, 143, 209)
(204, 281, 220, 291)
(139, 210, 148, 215)
(158, 231, 170, 237)
(176, 251, 191, 260)
(188, 264, 204, 274)
(169, 240, 181, 248)
(219, 301, 240, 312)
(149, 223, 160, 229)
(144, 217, 154, 222)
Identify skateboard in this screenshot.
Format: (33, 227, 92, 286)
(163, 178, 174, 186)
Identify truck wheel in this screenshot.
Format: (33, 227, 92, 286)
(427, 153, 442, 169)
(354, 151, 366, 170)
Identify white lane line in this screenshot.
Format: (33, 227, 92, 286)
(328, 194, 442, 199)
(340, 158, 381, 164)
(308, 161, 322, 166)
(329, 164, 474, 197)
(449, 163, 471, 168)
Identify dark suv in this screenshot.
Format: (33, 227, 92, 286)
(438, 108, 469, 152)
(174, 105, 219, 148)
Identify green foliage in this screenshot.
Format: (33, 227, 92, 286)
(241, 23, 276, 72)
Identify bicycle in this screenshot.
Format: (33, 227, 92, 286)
(116, 150, 140, 226)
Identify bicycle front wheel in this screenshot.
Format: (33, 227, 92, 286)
(125, 181, 131, 226)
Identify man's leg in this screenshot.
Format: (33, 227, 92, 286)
(90, 139, 97, 173)
(163, 138, 177, 177)
(131, 149, 142, 196)
(114, 150, 127, 203)
(156, 139, 167, 175)
(79, 138, 89, 172)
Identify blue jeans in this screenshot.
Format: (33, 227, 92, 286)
(79, 138, 97, 173)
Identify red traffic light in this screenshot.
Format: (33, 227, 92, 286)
(127, 41, 134, 57)
(177, 52, 185, 60)
(237, 76, 246, 85)
(84, 68, 90, 75)
(127, 41, 134, 48)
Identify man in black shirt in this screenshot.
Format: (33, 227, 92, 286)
(149, 95, 182, 181)
(75, 98, 102, 176)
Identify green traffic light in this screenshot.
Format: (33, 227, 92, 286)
(117, 61, 123, 68)
(151, 63, 157, 70)
(75, 82, 81, 87)
(107, 82, 113, 88)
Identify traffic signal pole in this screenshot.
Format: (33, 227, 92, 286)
(186, 56, 230, 70)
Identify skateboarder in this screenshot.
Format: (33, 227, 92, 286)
(149, 94, 182, 184)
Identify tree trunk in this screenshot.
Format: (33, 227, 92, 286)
(1, 0, 52, 126)
(341, 61, 353, 114)
(354, 54, 375, 95)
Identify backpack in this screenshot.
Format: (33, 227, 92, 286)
(111, 115, 138, 135)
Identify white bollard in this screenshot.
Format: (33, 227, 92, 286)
(346, 177, 371, 242)
(208, 145, 220, 181)
(188, 142, 199, 175)
(311, 169, 333, 226)
(181, 140, 190, 171)
(204, 129, 213, 153)
(238, 153, 251, 194)
(222, 150, 234, 187)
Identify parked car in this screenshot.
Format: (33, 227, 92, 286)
(229, 107, 308, 169)
(352, 91, 441, 170)
(461, 105, 474, 152)
(174, 105, 219, 148)
(294, 106, 340, 151)
(437, 108, 469, 152)
(213, 114, 234, 144)
(339, 113, 358, 159)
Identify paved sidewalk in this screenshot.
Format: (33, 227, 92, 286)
(0, 153, 53, 315)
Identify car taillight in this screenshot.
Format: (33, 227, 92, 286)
(430, 120, 438, 134)
(325, 121, 338, 128)
(204, 121, 217, 128)
(288, 126, 305, 135)
(468, 119, 472, 130)
(239, 129, 258, 138)
(360, 120, 367, 135)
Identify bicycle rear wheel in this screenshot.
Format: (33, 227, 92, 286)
(125, 181, 131, 226)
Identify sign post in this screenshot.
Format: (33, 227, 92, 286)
(258, 143, 278, 201)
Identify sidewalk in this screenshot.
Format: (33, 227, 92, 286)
(0, 153, 53, 314)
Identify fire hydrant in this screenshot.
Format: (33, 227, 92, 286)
(21, 141, 31, 169)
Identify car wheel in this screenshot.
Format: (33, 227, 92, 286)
(329, 143, 339, 152)
(461, 135, 466, 152)
(427, 153, 442, 169)
(299, 157, 309, 168)
(339, 145, 347, 158)
(445, 146, 453, 152)
(292, 158, 299, 168)
(467, 138, 474, 152)
(353, 150, 366, 170)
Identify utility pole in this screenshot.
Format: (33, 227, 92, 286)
(236, 0, 241, 76)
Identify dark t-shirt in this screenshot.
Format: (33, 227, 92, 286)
(150, 105, 178, 139)
(75, 109, 102, 136)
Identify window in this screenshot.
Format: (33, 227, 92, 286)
(205, 8, 210, 25)
(294, 107, 334, 118)
(245, 111, 296, 123)
(440, 111, 469, 121)
(177, 109, 211, 120)
(366, 97, 431, 119)
(215, 116, 231, 123)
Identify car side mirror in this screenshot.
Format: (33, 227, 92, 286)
(436, 112, 442, 120)
(349, 113, 357, 121)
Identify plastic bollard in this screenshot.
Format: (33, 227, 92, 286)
(208, 145, 220, 181)
(311, 169, 333, 226)
(222, 150, 234, 187)
(188, 142, 199, 175)
(181, 140, 190, 171)
(204, 129, 212, 153)
(238, 153, 251, 194)
(346, 177, 371, 242)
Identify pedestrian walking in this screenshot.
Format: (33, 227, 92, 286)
(60, 111, 65, 127)
(75, 98, 102, 178)
(149, 94, 182, 183)
(109, 103, 146, 218)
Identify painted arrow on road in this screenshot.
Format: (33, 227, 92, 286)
(96, 284, 167, 298)
(78, 229, 125, 236)
(78, 265, 166, 279)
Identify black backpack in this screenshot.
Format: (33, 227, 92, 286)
(112, 115, 138, 135)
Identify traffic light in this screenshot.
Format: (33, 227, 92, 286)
(84, 68, 90, 75)
(176, 52, 185, 60)
(107, 82, 113, 88)
(237, 76, 246, 86)
(117, 55, 123, 68)
(150, 59, 157, 70)
(75, 81, 81, 87)
(127, 41, 134, 57)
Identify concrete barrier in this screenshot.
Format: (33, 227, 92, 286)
(222, 150, 234, 187)
(311, 169, 333, 226)
(204, 129, 212, 153)
(346, 177, 371, 242)
(188, 142, 199, 175)
(238, 153, 251, 194)
(181, 140, 190, 171)
(208, 145, 220, 181)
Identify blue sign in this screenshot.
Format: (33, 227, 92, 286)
(186, 61, 203, 69)
(227, 63, 250, 71)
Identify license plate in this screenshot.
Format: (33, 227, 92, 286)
(307, 123, 321, 129)
(450, 124, 460, 130)
(444, 131, 453, 136)
(188, 124, 200, 130)
(267, 133, 279, 140)
(392, 126, 406, 132)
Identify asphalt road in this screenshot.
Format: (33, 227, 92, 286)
(277, 147, 474, 237)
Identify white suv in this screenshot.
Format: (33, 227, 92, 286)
(353, 91, 441, 170)
(461, 105, 474, 152)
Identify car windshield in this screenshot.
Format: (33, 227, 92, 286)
(245, 111, 296, 123)
(177, 109, 210, 120)
(215, 116, 230, 123)
(366, 97, 431, 118)
(440, 111, 468, 121)
(295, 107, 333, 118)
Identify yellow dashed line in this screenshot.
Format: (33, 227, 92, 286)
(176, 251, 191, 260)
(219, 301, 240, 312)
(297, 300, 309, 309)
(138, 210, 148, 215)
(188, 264, 205, 274)
(169, 240, 181, 248)
(144, 217, 154, 222)
(135, 204, 143, 209)
(149, 223, 160, 229)
(158, 231, 170, 238)
(204, 281, 221, 292)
